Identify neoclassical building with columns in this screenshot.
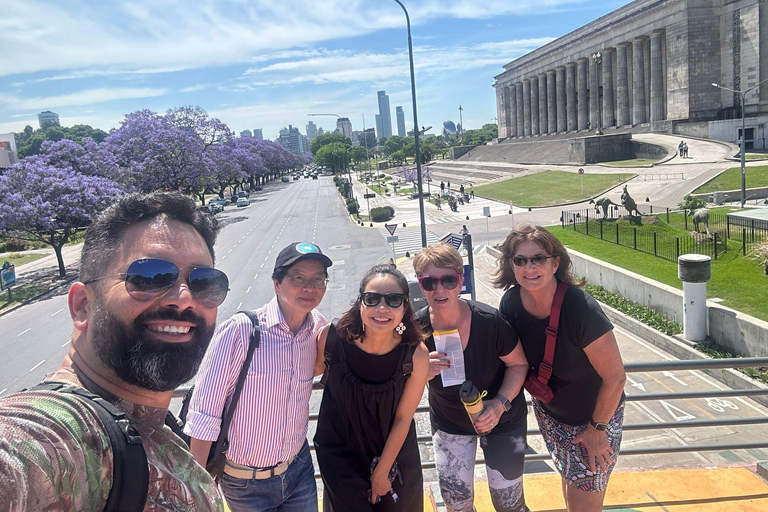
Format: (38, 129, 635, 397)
(494, 0, 768, 149)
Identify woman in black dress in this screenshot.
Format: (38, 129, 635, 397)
(314, 264, 429, 511)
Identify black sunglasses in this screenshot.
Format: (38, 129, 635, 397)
(512, 254, 555, 267)
(418, 274, 460, 292)
(84, 258, 229, 309)
(360, 292, 407, 308)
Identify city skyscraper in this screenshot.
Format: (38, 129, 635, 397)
(306, 121, 318, 144)
(395, 106, 406, 137)
(240, 129, 253, 137)
(38, 110, 60, 129)
(253, 128, 263, 140)
(277, 125, 305, 156)
(377, 91, 392, 139)
(375, 114, 383, 142)
(336, 117, 352, 138)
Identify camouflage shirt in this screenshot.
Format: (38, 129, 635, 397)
(0, 364, 224, 512)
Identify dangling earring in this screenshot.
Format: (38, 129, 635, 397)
(395, 322, 406, 335)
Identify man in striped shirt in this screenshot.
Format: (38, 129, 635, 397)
(185, 242, 332, 512)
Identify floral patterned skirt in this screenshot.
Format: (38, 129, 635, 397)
(532, 399, 625, 492)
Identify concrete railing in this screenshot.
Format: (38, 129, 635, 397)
(567, 248, 768, 358)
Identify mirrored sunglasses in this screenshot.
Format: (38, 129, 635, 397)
(511, 254, 555, 267)
(360, 292, 407, 308)
(84, 258, 229, 309)
(417, 274, 460, 292)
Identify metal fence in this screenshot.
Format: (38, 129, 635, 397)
(561, 208, 727, 262)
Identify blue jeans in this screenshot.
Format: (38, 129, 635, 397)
(220, 441, 318, 512)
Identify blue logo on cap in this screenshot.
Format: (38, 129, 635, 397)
(296, 243, 319, 254)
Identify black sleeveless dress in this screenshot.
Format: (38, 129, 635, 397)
(314, 323, 423, 512)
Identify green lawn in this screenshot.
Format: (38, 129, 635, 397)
(474, 170, 634, 207)
(549, 225, 768, 321)
(0, 253, 47, 268)
(602, 158, 657, 167)
(693, 165, 768, 194)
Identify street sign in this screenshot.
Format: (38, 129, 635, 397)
(460, 264, 472, 295)
(483, 206, 491, 217)
(385, 223, 397, 236)
(386, 236, 399, 244)
(1, 262, 15, 291)
(363, 193, 376, 199)
(578, 168, 585, 174)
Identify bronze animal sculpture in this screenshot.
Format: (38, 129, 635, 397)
(590, 197, 619, 219)
(692, 208, 710, 235)
(621, 185, 641, 216)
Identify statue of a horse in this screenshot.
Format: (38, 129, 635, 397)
(621, 185, 641, 216)
(692, 208, 710, 235)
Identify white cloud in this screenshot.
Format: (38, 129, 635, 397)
(0, 88, 169, 110)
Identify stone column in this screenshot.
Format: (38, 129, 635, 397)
(538, 73, 548, 134)
(650, 30, 665, 122)
(523, 79, 532, 136)
(506, 85, 516, 137)
(577, 58, 589, 130)
(602, 48, 615, 128)
(556, 66, 567, 133)
(530, 76, 540, 135)
(616, 43, 630, 126)
(566, 63, 577, 131)
(589, 55, 600, 131)
(547, 70, 557, 133)
(632, 37, 647, 124)
(516, 82, 524, 137)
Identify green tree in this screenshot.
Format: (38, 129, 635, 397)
(461, 123, 499, 146)
(315, 142, 351, 171)
(383, 136, 408, 156)
(348, 145, 371, 165)
(309, 132, 351, 155)
(678, 194, 706, 215)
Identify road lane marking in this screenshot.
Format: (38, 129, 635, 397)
(626, 375, 646, 392)
(0, 388, 6, 396)
(246, 287, 251, 293)
(254, 274, 259, 279)
(29, 360, 45, 372)
(62, 339, 71, 347)
(51, 309, 64, 317)
(228, 249, 233, 253)
(17, 328, 31, 337)
(237, 302, 243, 309)
(663, 371, 688, 387)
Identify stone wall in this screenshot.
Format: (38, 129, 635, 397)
(450, 145, 477, 160)
(631, 140, 669, 158)
(569, 133, 633, 163)
(673, 120, 710, 138)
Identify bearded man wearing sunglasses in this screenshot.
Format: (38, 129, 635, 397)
(0, 191, 227, 511)
(184, 242, 332, 512)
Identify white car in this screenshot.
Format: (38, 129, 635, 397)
(237, 198, 249, 207)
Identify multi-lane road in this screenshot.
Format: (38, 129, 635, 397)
(0, 176, 390, 394)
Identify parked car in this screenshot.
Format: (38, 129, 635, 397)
(281, 176, 290, 182)
(198, 204, 213, 214)
(209, 203, 224, 213)
(237, 198, 249, 207)
(209, 199, 227, 212)
(253, 185, 263, 191)
(237, 191, 249, 198)
(311, 173, 318, 180)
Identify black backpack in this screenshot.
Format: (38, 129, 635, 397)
(26, 310, 260, 512)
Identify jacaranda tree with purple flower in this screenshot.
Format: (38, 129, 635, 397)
(0, 157, 122, 277)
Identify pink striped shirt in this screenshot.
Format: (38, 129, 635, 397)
(183, 296, 326, 467)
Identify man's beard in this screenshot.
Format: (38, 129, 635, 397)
(91, 302, 215, 392)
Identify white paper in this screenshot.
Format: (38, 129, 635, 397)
(433, 329, 466, 387)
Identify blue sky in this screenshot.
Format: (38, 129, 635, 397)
(0, 0, 632, 140)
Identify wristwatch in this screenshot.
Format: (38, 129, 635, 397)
(589, 418, 608, 431)
(496, 395, 512, 412)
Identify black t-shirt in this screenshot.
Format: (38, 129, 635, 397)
(499, 285, 615, 426)
(417, 300, 527, 436)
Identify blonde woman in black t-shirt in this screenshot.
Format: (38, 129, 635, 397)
(494, 224, 626, 512)
(414, 243, 530, 512)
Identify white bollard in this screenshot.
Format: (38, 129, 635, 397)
(677, 254, 711, 342)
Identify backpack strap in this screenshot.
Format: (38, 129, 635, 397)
(319, 320, 339, 388)
(29, 382, 149, 512)
(536, 282, 568, 384)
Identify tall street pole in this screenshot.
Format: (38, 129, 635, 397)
(712, 77, 768, 207)
(393, 0, 427, 248)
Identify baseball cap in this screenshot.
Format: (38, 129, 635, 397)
(274, 242, 333, 271)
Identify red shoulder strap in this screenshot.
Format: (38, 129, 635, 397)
(537, 282, 568, 383)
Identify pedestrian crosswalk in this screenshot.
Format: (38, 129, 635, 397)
(380, 226, 441, 257)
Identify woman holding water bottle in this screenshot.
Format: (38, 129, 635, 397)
(413, 243, 530, 512)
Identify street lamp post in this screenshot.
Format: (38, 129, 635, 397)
(712, 78, 768, 207)
(591, 52, 603, 136)
(308, 113, 355, 209)
(393, 0, 427, 248)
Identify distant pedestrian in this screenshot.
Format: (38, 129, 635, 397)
(678, 141, 685, 158)
(447, 181, 451, 191)
(460, 224, 469, 238)
(460, 184, 465, 197)
(435, 195, 442, 211)
(440, 181, 445, 194)
(470, 184, 474, 199)
(683, 143, 689, 158)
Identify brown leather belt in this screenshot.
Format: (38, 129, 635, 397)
(223, 453, 299, 480)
